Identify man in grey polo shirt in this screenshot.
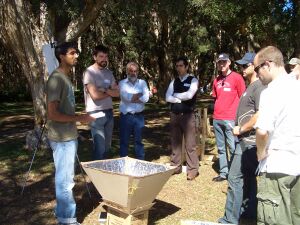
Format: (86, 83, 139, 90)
(83, 45, 119, 160)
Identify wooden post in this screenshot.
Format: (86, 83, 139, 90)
(200, 108, 207, 161)
(195, 109, 201, 156)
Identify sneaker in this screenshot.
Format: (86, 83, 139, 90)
(212, 175, 227, 182)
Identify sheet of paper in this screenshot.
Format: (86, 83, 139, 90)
(90, 112, 105, 118)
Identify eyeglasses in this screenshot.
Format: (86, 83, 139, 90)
(254, 61, 270, 73)
(176, 64, 185, 67)
(66, 51, 79, 56)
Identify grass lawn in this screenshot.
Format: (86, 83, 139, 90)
(0, 100, 243, 225)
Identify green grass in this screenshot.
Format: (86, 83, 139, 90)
(0, 102, 34, 117)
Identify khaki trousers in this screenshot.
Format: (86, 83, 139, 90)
(170, 112, 199, 176)
(257, 173, 300, 225)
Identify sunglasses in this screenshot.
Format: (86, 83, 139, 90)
(241, 64, 251, 69)
(254, 61, 271, 73)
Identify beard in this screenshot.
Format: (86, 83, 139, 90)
(128, 75, 137, 83)
(98, 61, 107, 68)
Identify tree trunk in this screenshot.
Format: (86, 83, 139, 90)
(0, 0, 49, 126)
(0, 0, 105, 127)
(156, 9, 171, 99)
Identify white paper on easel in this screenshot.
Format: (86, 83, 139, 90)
(42, 44, 58, 75)
(90, 112, 105, 119)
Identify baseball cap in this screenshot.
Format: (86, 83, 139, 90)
(216, 53, 230, 62)
(288, 58, 300, 65)
(235, 52, 256, 65)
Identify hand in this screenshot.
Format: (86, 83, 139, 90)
(151, 87, 157, 94)
(131, 93, 142, 102)
(99, 87, 106, 93)
(233, 126, 240, 136)
(111, 83, 119, 90)
(78, 114, 96, 123)
(257, 149, 268, 161)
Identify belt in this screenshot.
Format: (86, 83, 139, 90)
(87, 109, 112, 114)
(171, 111, 194, 115)
(122, 112, 143, 116)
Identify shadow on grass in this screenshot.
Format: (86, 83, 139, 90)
(149, 199, 181, 224)
(0, 100, 212, 224)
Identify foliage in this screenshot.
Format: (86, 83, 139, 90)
(1, 0, 300, 104)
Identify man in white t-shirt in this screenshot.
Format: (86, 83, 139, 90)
(83, 45, 119, 160)
(254, 46, 300, 225)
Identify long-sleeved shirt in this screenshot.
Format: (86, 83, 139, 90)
(165, 74, 198, 103)
(119, 78, 149, 114)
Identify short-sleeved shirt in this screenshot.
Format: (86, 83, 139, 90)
(46, 70, 78, 141)
(83, 66, 116, 112)
(212, 71, 246, 120)
(235, 79, 266, 144)
(255, 74, 300, 175)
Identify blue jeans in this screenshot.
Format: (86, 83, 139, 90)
(49, 139, 78, 224)
(219, 140, 258, 224)
(120, 113, 145, 160)
(89, 109, 114, 160)
(213, 119, 235, 178)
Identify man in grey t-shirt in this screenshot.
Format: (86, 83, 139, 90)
(83, 45, 119, 160)
(219, 52, 266, 224)
(47, 42, 94, 225)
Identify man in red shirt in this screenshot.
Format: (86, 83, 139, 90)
(212, 53, 246, 182)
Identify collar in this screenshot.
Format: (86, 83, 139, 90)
(178, 74, 190, 81)
(125, 77, 139, 85)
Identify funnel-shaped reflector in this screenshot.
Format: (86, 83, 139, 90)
(81, 157, 175, 212)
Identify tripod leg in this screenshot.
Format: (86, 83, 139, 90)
(21, 124, 46, 196)
(76, 153, 92, 199)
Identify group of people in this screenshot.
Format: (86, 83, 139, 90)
(212, 48, 300, 225)
(45, 41, 300, 225)
(46, 43, 151, 225)
(82, 45, 149, 161)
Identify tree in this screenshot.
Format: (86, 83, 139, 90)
(0, 0, 104, 126)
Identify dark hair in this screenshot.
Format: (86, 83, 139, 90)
(55, 42, 78, 63)
(176, 56, 189, 67)
(93, 45, 109, 56)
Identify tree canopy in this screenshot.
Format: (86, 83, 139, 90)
(0, 0, 299, 123)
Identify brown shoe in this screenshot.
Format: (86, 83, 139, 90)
(187, 172, 199, 181)
(172, 166, 182, 175)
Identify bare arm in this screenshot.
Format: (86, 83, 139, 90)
(106, 82, 119, 97)
(86, 83, 109, 101)
(256, 128, 269, 161)
(233, 111, 259, 136)
(47, 101, 95, 123)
